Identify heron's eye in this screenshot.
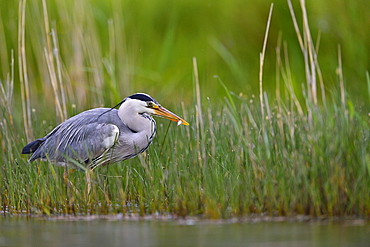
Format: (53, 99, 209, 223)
(147, 101, 155, 108)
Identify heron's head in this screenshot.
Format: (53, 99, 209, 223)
(120, 93, 189, 126)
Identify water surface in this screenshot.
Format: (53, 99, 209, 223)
(0, 216, 369, 247)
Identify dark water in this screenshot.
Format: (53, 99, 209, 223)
(0, 216, 369, 247)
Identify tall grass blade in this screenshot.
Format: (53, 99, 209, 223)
(193, 57, 206, 167)
(18, 0, 33, 141)
(259, 3, 274, 127)
(367, 71, 370, 102)
(337, 45, 347, 116)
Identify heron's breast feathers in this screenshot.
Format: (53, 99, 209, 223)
(100, 124, 119, 149)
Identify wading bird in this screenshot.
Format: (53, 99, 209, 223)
(22, 93, 189, 170)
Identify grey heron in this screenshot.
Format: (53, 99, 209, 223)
(22, 93, 189, 170)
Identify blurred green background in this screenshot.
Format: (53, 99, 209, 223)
(0, 0, 369, 110)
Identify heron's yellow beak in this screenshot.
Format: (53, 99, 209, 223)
(152, 106, 189, 126)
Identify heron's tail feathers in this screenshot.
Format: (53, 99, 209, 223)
(22, 138, 44, 154)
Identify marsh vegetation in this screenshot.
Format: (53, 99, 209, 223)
(0, 0, 369, 219)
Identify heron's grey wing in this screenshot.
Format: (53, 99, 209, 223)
(30, 121, 119, 166)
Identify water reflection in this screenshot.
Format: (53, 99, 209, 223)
(0, 217, 369, 247)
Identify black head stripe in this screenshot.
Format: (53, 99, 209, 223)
(97, 93, 156, 120)
(128, 93, 156, 103)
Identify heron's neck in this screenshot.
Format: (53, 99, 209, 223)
(118, 102, 154, 134)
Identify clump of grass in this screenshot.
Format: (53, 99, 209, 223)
(0, 1, 369, 219)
